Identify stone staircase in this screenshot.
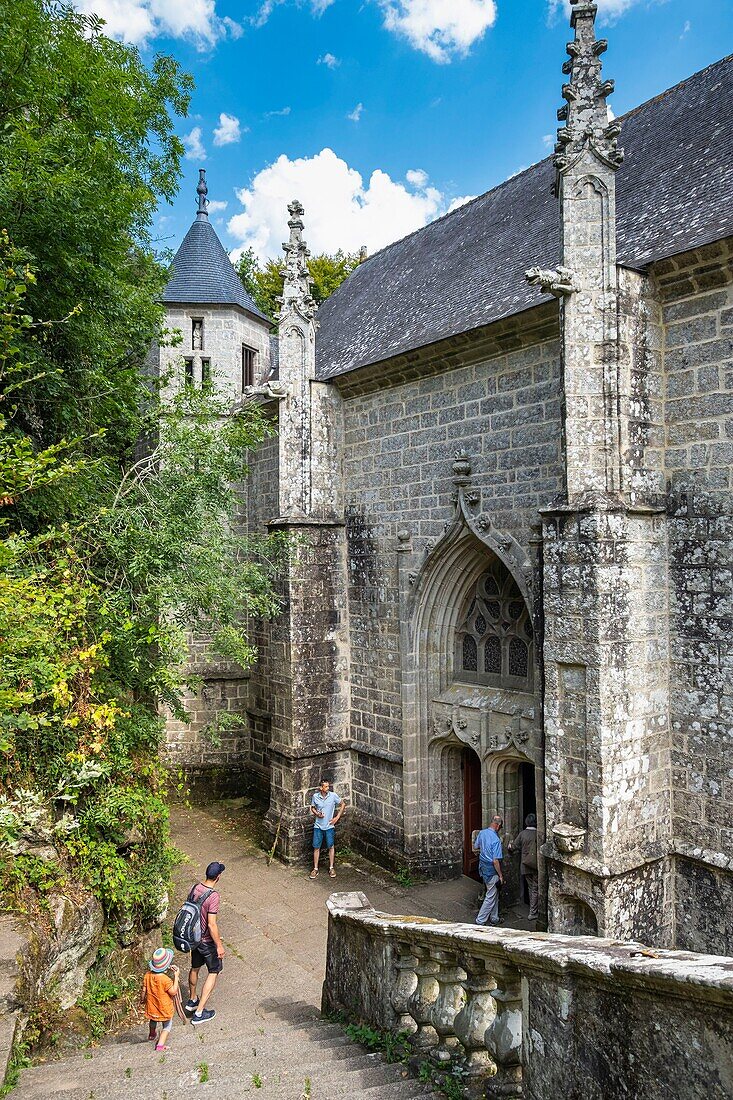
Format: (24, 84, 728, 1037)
(13, 997, 440, 1100)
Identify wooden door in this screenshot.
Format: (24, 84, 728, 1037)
(462, 747, 482, 879)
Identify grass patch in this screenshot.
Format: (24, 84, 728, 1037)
(337, 1015, 468, 1099)
(0, 1035, 30, 1098)
(78, 965, 138, 1040)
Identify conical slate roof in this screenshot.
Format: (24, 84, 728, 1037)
(163, 173, 270, 323)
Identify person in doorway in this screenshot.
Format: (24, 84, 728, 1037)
(142, 947, 180, 1051)
(185, 861, 226, 1025)
(509, 813, 538, 922)
(473, 814, 504, 926)
(309, 779, 346, 880)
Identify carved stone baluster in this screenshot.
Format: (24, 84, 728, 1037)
(391, 941, 418, 1035)
(484, 962, 523, 1098)
(430, 949, 467, 1063)
(453, 954, 498, 1088)
(407, 944, 439, 1053)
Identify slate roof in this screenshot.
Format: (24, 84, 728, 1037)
(316, 55, 733, 380)
(163, 217, 270, 324)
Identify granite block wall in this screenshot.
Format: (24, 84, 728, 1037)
(659, 239, 733, 953)
(339, 332, 564, 859)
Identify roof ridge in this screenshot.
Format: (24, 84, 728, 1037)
(324, 52, 733, 298)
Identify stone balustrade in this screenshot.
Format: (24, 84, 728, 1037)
(322, 892, 733, 1100)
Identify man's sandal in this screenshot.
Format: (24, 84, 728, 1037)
(329, 868, 336, 878)
(309, 869, 319, 879)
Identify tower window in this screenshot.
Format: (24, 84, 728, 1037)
(201, 358, 211, 388)
(184, 357, 194, 385)
(242, 345, 256, 390)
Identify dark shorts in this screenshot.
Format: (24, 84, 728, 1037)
(313, 826, 335, 849)
(190, 940, 223, 974)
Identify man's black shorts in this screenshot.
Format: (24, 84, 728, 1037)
(190, 940, 223, 974)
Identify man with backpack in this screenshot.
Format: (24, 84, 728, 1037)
(177, 861, 226, 1025)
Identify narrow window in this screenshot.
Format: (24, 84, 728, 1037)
(462, 635, 478, 673)
(184, 357, 194, 385)
(242, 345, 256, 390)
(192, 318, 204, 350)
(484, 636, 502, 675)
(508, 637, 529, 679)
(201, 358, 211, 388)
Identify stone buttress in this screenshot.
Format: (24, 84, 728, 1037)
(530, 0, 673, 942)
(263, 202, 351, 858)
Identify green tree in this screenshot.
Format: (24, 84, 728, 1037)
(0, 240, 288, 922)
(0, 0, 192, 522)
(0, 3, 289, 940)
(236, 247, 361, 324)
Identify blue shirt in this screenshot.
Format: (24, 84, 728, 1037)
(475, 828, 503, 878)
(311, 790, 343, 830)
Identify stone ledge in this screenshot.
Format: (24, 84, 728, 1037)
(326, 891, 733, 1003)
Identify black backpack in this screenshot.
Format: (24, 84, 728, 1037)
(172, 885, 214, 952)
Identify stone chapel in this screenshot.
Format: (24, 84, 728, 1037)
(158, 2, 733, 955)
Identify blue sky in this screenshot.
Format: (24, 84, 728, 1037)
(76, 0, 733, 261)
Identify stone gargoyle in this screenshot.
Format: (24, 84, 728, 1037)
(525, 265, 578, 296)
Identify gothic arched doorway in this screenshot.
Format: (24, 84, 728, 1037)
(401, 512, 543, 883)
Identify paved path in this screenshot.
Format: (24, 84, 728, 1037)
(12, 801, 531, 1100)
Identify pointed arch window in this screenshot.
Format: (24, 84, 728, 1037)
(455, 558, 533, 688)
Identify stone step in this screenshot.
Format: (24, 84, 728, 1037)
(14, 1056, 441, 1100)
(14, 1027, 440, 1100)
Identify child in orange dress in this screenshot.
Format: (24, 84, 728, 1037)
(142, 947, 180, 1051)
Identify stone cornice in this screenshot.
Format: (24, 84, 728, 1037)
(328, 301, 558, 399)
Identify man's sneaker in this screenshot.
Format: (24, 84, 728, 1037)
(191, 1008, 216, 1026)
(184, 998, 199, 1015)
(489, 917, 503, 926)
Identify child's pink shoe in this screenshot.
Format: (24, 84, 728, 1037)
(155, 1043, 167, 1052)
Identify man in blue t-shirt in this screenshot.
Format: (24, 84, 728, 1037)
(309, 780, 346, 880)
(473, 814, 504, 926)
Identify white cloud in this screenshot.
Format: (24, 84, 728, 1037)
(266, 106, 292, 117)
(680, 19, 691, 38)
(318, 52, 341, 68)
(446, 194, 475, 213)
(74, 0, 242, 48)
(347, 103, 364, 122)
(548, 0, 646, 20)
(379, 0, 497, 63)
(254, 0, 331, 26)
(207, 200, 229, 214)
(213, 113, 243, 146)
(542, 133, 554, 149)
(227, 148, 446, 261)
(221, 14, 243, 37)
(406, 168, 428, 188)
(183, 127, 207, 162)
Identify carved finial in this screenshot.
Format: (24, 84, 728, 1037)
(554, 0, 623, 182)
(196, 169, 209, 220)
(452, 449, 472, 483)
(278, 199, 316, 322)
